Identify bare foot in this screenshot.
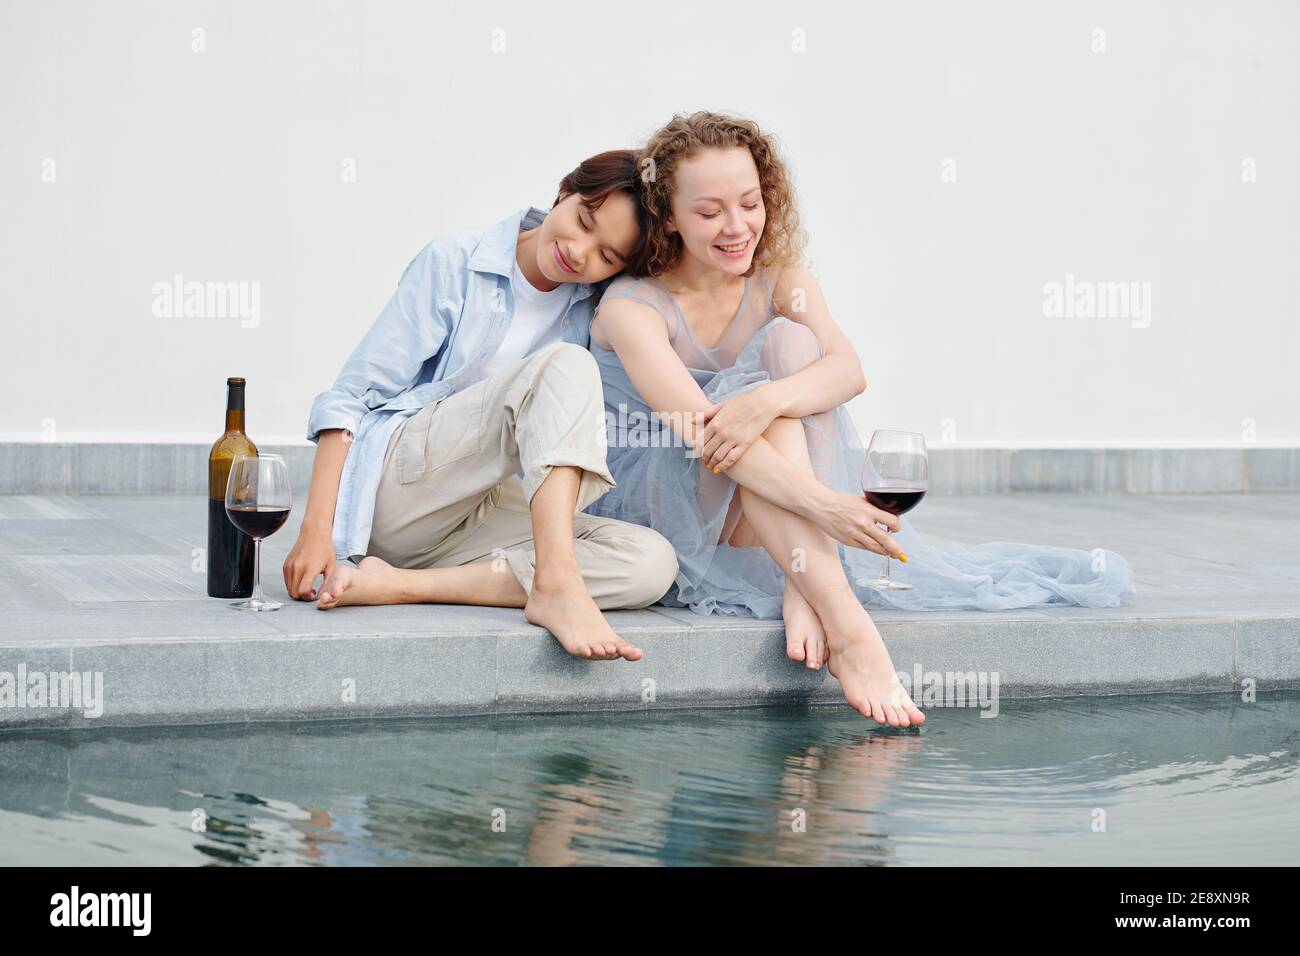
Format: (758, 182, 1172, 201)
(820, 593, 926, 728)
(524, 565, 644, 662)
(782, 580, 827, 669)
(316, 556, 408, 609)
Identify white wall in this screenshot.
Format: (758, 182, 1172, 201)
(2, 0, 1297, 448)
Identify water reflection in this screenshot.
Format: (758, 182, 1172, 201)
(0, 693, 1296, 865)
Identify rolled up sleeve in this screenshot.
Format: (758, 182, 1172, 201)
(306, 240, 456, 444)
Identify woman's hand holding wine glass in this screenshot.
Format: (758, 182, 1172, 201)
(809, 490, 905, 556)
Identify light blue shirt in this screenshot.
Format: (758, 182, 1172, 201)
(306, 207, 600, 561)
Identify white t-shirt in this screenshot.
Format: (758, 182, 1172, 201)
(479, 258, 575, 380)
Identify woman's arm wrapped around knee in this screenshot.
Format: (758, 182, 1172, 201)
(598, 295, 900, 558)
(764, 264, 867, 417)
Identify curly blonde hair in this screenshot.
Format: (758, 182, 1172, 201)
(631, 111, 806, 278)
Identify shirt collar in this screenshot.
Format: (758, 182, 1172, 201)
(468, 206, 596, 302)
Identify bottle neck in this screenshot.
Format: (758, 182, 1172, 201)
(226, 383, 246, 433)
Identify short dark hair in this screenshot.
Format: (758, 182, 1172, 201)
(553, 149, 651, 274)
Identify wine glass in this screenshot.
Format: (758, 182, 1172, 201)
(857, 430, 928, 591)
(225, 454, 292, 611)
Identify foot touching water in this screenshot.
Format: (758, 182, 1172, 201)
(819, 592, 925, 727)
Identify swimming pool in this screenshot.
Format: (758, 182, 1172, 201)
(1, 691, 1296, 866)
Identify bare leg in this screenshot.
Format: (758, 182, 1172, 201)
(730, 417, 925, 726)
(319, 466, 643, 662)
(317, 557, 526, 609)
(725, 425, 828, 670)
(521, 465, 644, 661)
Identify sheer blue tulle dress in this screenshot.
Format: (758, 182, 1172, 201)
(583, 269, 1137, 620)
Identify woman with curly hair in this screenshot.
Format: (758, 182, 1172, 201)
(585, 112, 1135, 726)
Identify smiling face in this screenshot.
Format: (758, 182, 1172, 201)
(666, 146, 766, 276)
(534, 190, 641, 285)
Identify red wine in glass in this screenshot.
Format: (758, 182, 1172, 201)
(225, 454, 292, 611)
(859, 430, 928, 591)
(864, 488, 927, 517)
(226, 505, 291, 539)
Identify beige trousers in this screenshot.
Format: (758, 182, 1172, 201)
(366, 342, 679, 609)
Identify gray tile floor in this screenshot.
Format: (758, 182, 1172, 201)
(1, 492, 1297, 729)
(1, 491, 1295, 616)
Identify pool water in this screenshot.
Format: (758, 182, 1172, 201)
(1, 692, 1296, 866)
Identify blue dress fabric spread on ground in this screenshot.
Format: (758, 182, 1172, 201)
(583, 268, 1138, 620)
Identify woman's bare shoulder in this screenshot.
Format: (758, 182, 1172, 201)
(767, 261, 819, 313)
(593, 276, 676, 347)
(600, 274, 676, 313)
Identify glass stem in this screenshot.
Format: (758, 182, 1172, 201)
(251, 537, 265, 604)
(877, 521, 892, 584)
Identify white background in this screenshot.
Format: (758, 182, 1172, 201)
(2, 0, 1297, 447)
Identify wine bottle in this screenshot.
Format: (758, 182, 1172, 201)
(207, 377, 258, 597)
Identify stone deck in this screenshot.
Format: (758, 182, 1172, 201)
(1, 492, 1297, 731)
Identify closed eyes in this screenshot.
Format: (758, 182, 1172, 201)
(578, 209, 615, 266)
(699, 203, 760, 219)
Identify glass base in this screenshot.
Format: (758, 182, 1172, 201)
(856, 576, 914, 591)
(230, 597, 282, 611)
